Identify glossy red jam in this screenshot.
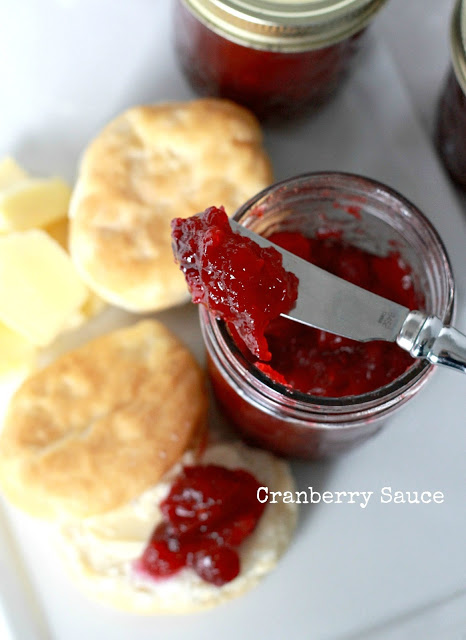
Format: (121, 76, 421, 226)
(174, 0, 365, 122)
(137, 465, 266, 586)
(171, 206, 298, 360)
(435, 68, 466, 187)
(173, 208, 418, 397)
(254, 232, 417, 397)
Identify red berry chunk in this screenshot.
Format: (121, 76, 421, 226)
(140, 536, 185, 578)
(189, 546, 240, 587)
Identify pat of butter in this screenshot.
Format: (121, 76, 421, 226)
(44, 218, 107, 323)
(0, 322, 36, 377)
(0, 230, 89, 346)
(0, 177, 71, 231)
(0, 157, 28, 191)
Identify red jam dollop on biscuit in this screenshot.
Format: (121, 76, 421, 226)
(171, 206, 298, 360)
(137, 464, 266, 586)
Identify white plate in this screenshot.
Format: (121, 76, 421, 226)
(0, 2, 465, 639)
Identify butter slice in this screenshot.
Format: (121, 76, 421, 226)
(0, 230, 88, 346)
(0, 177, 71, 231)
(43, 217, 107, 324)
(0, 322, 36, 377)
(0, 157, 28, 191)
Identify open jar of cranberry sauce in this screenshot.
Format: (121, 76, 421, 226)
(174, 0, 389, 122)
(435, 0, 466, 188)
(199, 173, 454, 459)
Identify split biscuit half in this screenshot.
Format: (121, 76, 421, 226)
(0, 320, 207, 520)
(57, 442, 298, 614)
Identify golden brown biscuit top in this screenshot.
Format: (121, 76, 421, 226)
(69, 99, 273, 312)
(0, 321, 207, 520)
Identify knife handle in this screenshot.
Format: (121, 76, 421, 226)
(397, 311, 466, 373)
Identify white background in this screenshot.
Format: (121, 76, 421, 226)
(0, 1, 465, 639)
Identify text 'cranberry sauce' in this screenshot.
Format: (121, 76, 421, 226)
(171, 206, 298, 361)
(137, 465, 266, 586)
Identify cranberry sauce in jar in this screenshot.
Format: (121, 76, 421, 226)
(253, 231, 418, 398)
(435, 0, 466, 188)
(174, 0, 388, 122)
(199, 173, 454, 459)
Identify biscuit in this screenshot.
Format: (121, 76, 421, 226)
(69, 99, 273, 312)
(0, 320, 207, 520)
(57, 442, 297, 613)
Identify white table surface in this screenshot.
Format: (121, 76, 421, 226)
(0, 2, 465, 640)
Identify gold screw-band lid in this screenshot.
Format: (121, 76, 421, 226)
(451, 0, 466, 94)
(181, 0, 389, 52)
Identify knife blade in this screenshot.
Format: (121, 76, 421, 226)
(230, 220, 409, 343)
(229, 220, 466, 373)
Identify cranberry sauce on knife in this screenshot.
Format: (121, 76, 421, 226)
(171, 206, 418, 397)
(171, 205, 298, 361)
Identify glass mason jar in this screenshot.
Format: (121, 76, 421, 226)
(435, 0, 466, 187)
(199, 172, 455, 459)
(174, 0, 389, 122)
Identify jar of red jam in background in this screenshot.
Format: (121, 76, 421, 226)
(199, 172, 455, 459)
(435, 0, 466, 188)
(174, 0, 389, 122)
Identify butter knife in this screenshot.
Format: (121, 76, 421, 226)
(230, 221, 466, 374)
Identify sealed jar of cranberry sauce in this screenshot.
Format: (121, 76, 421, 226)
(436, 0, 466, 187)
(199, 173, 454, 459)
(174, 0, 389, 122)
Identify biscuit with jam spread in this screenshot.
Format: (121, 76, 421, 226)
(57, 442, 297, 613)
(69, 99, 273, 312)
(0, 320, 207, 520)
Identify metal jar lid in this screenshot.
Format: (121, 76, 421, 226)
(180, 0, 389, 52)
(451, 0, 466, 94)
